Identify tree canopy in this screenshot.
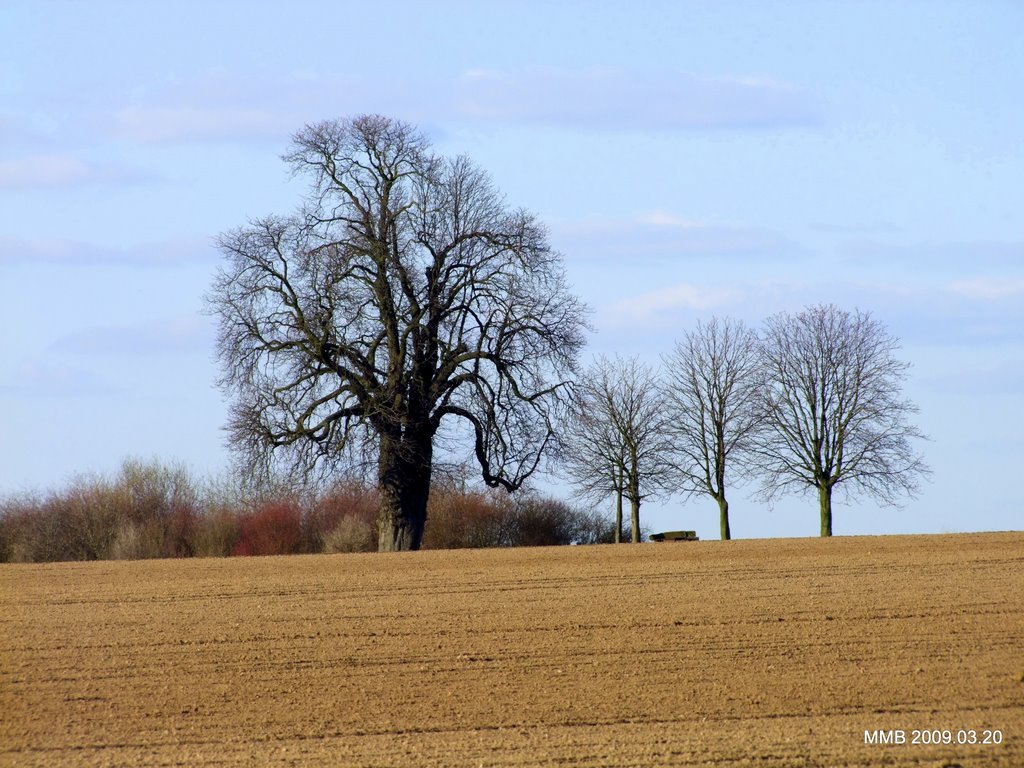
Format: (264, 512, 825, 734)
(209, 115, 587, 550)
(754, 304, 930, 536)
(661, 318, 762, 540)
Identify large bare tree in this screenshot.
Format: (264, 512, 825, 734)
(560, 356, 673, 542)
(755, 304, 929, 536)
(209, 115, 586, 551)
(662, 317, 762, 540)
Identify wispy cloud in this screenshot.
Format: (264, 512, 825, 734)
(810, 221, 902, 234)
(607, 282, 743, 326)
(97, 71, 428, 144)
(0, 361, 110, 398)
(14, 67, 817, 149)
(634, 210, 705, 229)
(0, 153, 150, 189)
(0, 236, 216, 267)
(456, 68, 819, 130)
(49, 315, 211, 357)
(920, 358, 1024, 397)
(111, 106, 290, 143)
(947, 277, 1024, 300)
(837, 239, 1024, 273)
(553, 211, 799, 261)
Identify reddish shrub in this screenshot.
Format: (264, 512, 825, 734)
(233, 500, 304, 557)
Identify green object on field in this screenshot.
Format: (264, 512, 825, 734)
(650, 530, 698, 542)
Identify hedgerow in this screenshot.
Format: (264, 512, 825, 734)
(0, 459, 620, 563)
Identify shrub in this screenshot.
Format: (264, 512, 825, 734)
(9, 478, 127, 562)
(191, 508, 241, 558)
(0, 495, 49, 563)
(305, 481, 379, 552)
(572, 509, 624, 544)
(233, 500, 304, 557)
(0, 459, 204, 563)
(505, 494, 581, 547)
(323, 515, 376, 553)
(422, 488, 510, 549)
(116, 459, 199, 558)
(422, 487, 591, 549)
(0, 457, 614, 561)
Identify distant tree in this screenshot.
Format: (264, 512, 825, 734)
(754, 304, 929, 536)
(561, 356, 674, 542)
(208, 115, 587, 551)
(563, 404, 627, 542)
(662, 317, 762, 540)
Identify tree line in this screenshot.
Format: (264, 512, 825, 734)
(8, 112, 918, 557)
(204, 114, 929, 550)
(562, 308, 930, 542)
(0, 459, 627, 563)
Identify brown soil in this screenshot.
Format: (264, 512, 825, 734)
(2, 532, 1022, 767)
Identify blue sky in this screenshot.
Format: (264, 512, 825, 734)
(2, 0, 1022, 539)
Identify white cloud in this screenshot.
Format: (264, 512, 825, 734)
(49, 315, 211, 357)
(99, 72, 436, 143)
(0, 153, 148, 188)
(552, 213, 798, 261)
(634, 210, 704, 229)
(0, 361, 109, 398)
(455, 68, 818, 130)
(838, 240, 1024, 272)
(608, 283, 742, 325)
(112, 106, 290, 143)
(947, 278, 1024, 300)
(810, 221, 902, 234)
(22, 67, 814, 148)
(0, 236, 215, 267)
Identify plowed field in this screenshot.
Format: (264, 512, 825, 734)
(2, 532, 1022, 767)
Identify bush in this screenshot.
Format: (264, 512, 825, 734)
(506, 495, 581, 547)
(0, 458, 618, 561)
(116, 459, 199, 558)
(323, 516, 376, 553)
(0, 459, 202, 563)
(305, 481, 379, 552)
(0, 495, 58, 563)
(191, 508, 241, 558)
(422, 488, 510, 549)
(232, 500, 304, 557)
(0, 478, 125, 562)
(423, 487, 592, 549)
(570, 509, 646, 544)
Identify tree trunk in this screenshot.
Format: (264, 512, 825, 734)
(717, 495, 731, 540)
(614, 489, 623, 544)
(377, 428, 433, 552)
(818, 483, 833, 537)
(630, 497, 641, 543)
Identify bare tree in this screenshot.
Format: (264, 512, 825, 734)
(754, 304, 929, 536)
(662, 317, 762, 540)
(561, 390, 627, 542)
(561, 356, 673, 542)
(208, 115, 587, 551)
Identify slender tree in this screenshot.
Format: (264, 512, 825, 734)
(561, 391, 627, 542)
(754, 304, 929, 536)
(662, 317, 762, 540)
(561, 356, 674, 542)
(208, 115, 587, 551)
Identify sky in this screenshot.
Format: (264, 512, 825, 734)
(2, 0, 1022, 540)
